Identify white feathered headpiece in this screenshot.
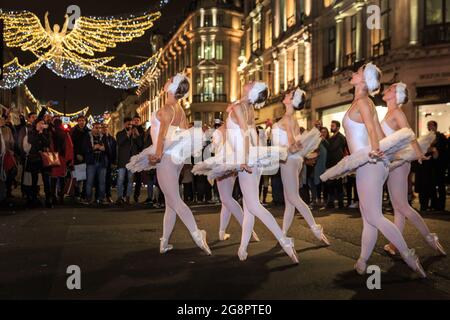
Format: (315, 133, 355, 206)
(364, 62, 381, 95)
(248, 82, 268, 107)
(168, 73, 190, 99)
(292, 88, 306, 109)
(396, 82, 408, 105)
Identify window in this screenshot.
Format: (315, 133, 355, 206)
(280, 0, 287, 32)
(324, 26, 336, 77)
(344, 15, 357, 67)
(252, 17, 262, 52)
(217, 14, 224, 27)
(203, 73, 214, 100)
(371, 0, 391, 57)
(215, 73, 224, 95)
(196, 75, 202, 94)
(215, 41, 223, 60)
(197, 42, 202, 61)
(204, 14, 213, 27)
(423, 0, 450, 45)
(204, 41, 213, 60)
(351, 15, 357, 54)
(426, 0, 444, 24)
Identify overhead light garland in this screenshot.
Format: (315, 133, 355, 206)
(0, 9, 162, 89)
(1, 57, 46, 89)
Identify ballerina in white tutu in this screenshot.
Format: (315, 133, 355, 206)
(225, 81, 299, 263)
(211, 124, 260, 242)
(381, 83, 446, 257)
(327, 63, 426, 277)
(272, 88, 330, 245)
(146, 73, 211, 256)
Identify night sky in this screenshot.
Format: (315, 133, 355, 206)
(2, 0, 188, 114)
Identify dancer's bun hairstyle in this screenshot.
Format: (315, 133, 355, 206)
(363, 63, 382, 95)
(396, 82, 409, 105)
(292, 88, 307, 110)
(168, 73, 190, 100)
(248, 82, 268, 107)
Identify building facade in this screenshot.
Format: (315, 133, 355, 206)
(240, 0, 450, 135)
(137, 0, 244, 126)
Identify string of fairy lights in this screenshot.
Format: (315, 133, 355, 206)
(0, 7, 164, 90)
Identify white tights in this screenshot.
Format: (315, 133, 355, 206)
(157, 155, 199, 240)
(217, 175, 244, 232)
(387, 163, 431, 238)
(281, 157, 318, 234)
(356, 162, 410, 262)
(239, 168, 285, 252)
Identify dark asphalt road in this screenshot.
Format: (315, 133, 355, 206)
(0, 202, 449, 300)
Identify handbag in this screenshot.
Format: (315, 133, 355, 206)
(41, 151, 61, 168)
(2, 152, 17, 172)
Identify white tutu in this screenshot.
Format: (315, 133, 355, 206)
(320, 128, 415, 182)
(295, 127, 322, 158)
(193, 146, 288, 180)
(126, 127, 204, 173)
(389, 132, 436, 170)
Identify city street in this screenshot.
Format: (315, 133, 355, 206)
(1, 202, 449, 300)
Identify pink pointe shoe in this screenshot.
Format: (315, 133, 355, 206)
(311, 224, 330, 246)
(252, 231, 260, 242)
(401, 249, 427, 278)
(383, 243, 397, 256)
(160, 238, 174, 254)
(219, 231, 231, 241)
(280, 237, 299, 264)
(426, 233, 447, 256)
(191, 230, 212, 255)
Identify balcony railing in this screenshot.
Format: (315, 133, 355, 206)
(423, 24, 450, 46)
(372, 38, 391, 58)
(193, 94, 227, 103)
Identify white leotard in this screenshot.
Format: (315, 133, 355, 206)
(343, 114, 370, 153)
(381, 119, 396, 137)
(272, 124, 302, 159)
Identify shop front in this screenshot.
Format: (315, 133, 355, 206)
(416, 85, 450, 136)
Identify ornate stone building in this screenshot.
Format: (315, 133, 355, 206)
(137, 0, 244, 126)
(240, 0, 450, 134)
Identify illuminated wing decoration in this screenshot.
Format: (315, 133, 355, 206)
(0, 11, 51, 52)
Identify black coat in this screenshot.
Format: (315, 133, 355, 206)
(27, 129, 51, 168)
(83, 133, 109, 167)
(71, 125, 90, 164)
(116, 129, 143, 168)
(326, 132, 347, 169)
(104, 134, 117, 166)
